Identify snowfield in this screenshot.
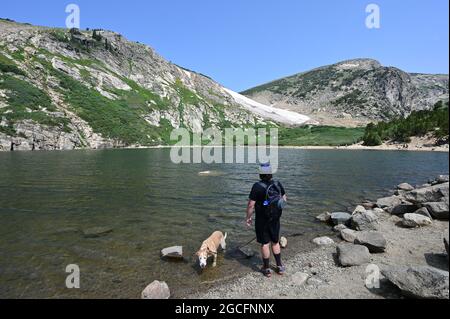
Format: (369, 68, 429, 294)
(223, 88, 311, 126)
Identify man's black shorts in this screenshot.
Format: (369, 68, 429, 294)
(255, 216, 280, 245)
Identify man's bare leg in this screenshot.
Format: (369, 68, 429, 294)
(272, 242, 285, 274)
(261, 244, 271, 260)
(272, 242, 281, 255)
(261, 244, 271, 276)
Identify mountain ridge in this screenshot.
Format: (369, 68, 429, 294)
(242, 58, 449, 127)
(0, 18, 310, 151)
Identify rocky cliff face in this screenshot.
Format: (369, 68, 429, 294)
(242, 59, 449, 126)
(0, 19, 310, 151)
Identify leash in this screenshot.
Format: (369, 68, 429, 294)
(234, 231, 304, 252)
(235, 236, 257, 250)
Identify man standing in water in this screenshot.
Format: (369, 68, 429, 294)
(246, 163, 287, 277)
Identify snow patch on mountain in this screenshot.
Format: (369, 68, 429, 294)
(223, 88, 311, 126)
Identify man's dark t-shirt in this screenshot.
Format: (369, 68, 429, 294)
(249, 180, 286, 244)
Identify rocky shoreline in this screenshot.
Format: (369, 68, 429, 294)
(187, 175, 449, 299)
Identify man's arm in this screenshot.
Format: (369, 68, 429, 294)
(246, 200, 256, 227)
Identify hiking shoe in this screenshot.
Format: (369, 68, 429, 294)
(276, 265, 286, 275)
(261, 267, 272, 278)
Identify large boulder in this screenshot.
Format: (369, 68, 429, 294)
(354, 231, 387, 253)
(333, 224, 348, 232)
(386, 203, 419, 216)
(315, 212, 332, 223)
(340, 229, 359, 243)
(351, 210, 379, 231)
(337, 244, 371, 267)
(141, 280, 170, 299)
(330, 212, 352, 225)
(352, 205, 367, 215)
(161, 246, 183, 260)
(404, 183, 449, 204)
(424, 202, 449, 220)
(402, 213, 432, 228)
(412, 207, 432, 219)
(312, 236, 335, 246)
(382, 266, 449, 299)
(373, 208, 386, 216)
(436, 175, 450, 184)
(361, 201, 376, 210)
(376, 196, 402, 209)
(397, 183, 415, 191)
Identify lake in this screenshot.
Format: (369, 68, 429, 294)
(0, 148, 448, 298)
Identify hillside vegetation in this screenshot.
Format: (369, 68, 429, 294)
(278, 126, 364, 146)
(363, 101, 449, 146)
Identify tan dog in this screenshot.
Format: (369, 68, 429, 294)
(196, 231, 227, 269)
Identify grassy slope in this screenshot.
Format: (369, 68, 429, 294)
(278, 126, 365, 146)
(0, 53, 71, 137)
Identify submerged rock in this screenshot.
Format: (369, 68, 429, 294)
(141, 280, 170, 299)
(161, 246, 183, 260)
(382, 266, 449, 299)
(52, 227, 81, 235)
(238, 247, 256, 258)
(337, 244, 371, 267)
(82, 227, 113, 238)
(315, 212, 332, 223)
(330, 212, 352, 225)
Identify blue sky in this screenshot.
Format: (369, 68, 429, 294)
(1, 0, 448, 91)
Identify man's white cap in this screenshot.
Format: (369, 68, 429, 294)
(259, 163, 273, 174)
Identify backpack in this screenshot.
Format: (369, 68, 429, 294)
(258, 180, 285, 220)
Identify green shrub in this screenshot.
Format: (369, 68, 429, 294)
(363, 130, 382, 146)
(0, 53, 26, 76)
(0, 74, 71, 135)
(55, 69, 171, 145)
(362, 101, 449, 145)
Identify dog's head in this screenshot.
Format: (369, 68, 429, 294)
(196, 249, 208, 269)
